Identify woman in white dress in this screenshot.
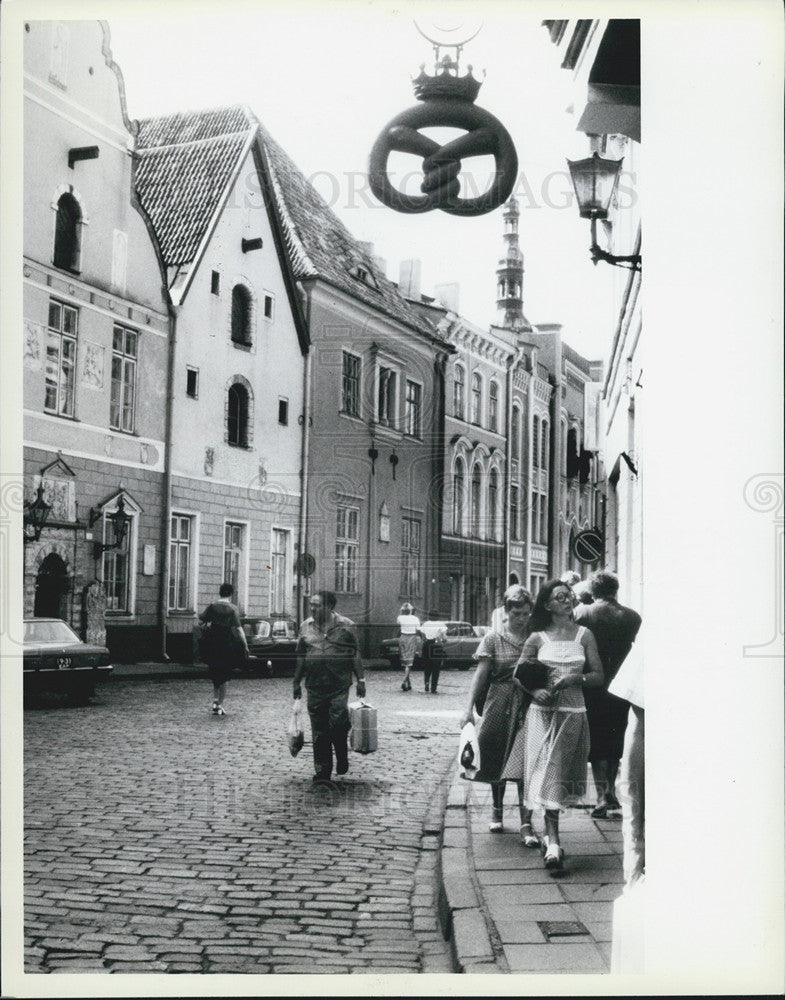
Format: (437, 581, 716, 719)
(502, 579, 604, 869)
(396, 603, 421, 692)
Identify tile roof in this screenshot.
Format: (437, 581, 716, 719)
(134, 104, 439, 339)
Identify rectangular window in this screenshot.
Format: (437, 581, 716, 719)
(341, 351, 360, 416)
(377, 366, 397, 426)
(278, 398, 288, 425)
(270, 528, 289, 616)
(264, 294, 273, 319)
(110, 325, 137, 432)
(103, 510, 132, 613)
(335, 504, 359, 593)
(211, 271, 220, 295)
(186, 367, 198, 398)
(45, 299, 77, 416)
(168, 515, 192, 611)
(400, 516, 421, 598)
(223, 522, 245, 604)
(405, 379, 421, 437)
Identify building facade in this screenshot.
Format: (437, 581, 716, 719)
(545, 16, 642, 607)
(134, 106, 309, 659)
(23, 20, 172, 660)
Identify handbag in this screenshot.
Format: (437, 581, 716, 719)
(287, 700, 305, 756)
(514, 656, 548, 692)
(457, 721, 480, 780)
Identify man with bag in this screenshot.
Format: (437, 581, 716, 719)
(293, 590, 366, 784)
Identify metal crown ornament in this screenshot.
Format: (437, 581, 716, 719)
(368, 41, 518, 217)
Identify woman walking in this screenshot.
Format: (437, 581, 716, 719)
(502, 579, 604, 869)
(198, 583, 249, 715)
(458, 585, 539, 843)
(396, 602, 421, 692)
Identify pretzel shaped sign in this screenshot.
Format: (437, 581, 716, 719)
(369, 99, 518, 217)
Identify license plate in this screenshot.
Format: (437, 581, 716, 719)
(57, 657, 72, 670)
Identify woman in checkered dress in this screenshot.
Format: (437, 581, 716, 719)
(459, 585, 536, 838)
(502, 579, 604, 869)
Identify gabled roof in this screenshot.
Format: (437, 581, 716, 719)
(135, 107, 253, 267)
(134, 104, 439, 341)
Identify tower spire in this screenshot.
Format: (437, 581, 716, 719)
(495, 197, 524, 328)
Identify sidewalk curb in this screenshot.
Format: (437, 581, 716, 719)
(437, 769, 505, 974)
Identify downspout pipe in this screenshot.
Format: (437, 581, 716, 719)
(158, 302, 177, 661)
(296, 286, 313, 628)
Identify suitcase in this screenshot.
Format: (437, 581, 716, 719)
(349, 700, 378, 754)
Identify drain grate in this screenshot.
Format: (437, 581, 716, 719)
(537, 920, 590, 939)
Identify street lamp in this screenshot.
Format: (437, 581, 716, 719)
(566, 152, 641, 271)
(90, 495, 132, 559)
(23, 483, 52, 543)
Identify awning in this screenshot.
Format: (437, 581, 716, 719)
(577, 84, 641, 143)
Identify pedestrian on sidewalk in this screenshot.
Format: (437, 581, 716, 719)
(459, 585, 540, 845)
(396, 602, 421, 692)
(503, 579, 604, 870)
(198, 582, 249, 716)
(574, 571, 642, 818)
(293, 590, 366, 784)
(560, 570, 582, 609)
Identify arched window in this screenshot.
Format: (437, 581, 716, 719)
(471, 465, 481, 536)
(541, 420, 549, 469)
(561, 420, 568, 475)
(471, 373, 482, 425)
(532, 416, 540, 469)
(511, 405, 520, 460)
(231, 284, 252, 345)
(488, 468, 498, 538)
(53, 193, 81, 271)
(452, 458, 465, 535)
(488, 381, 499, 433)
(227, 382, 249, 447)
(453, 365, 465, 420)
(510, 485, 520, 540)
(566, 427, 579, 477)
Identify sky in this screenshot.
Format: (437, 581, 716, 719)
(106, 0, 620, 361)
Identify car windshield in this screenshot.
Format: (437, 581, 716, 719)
(25, 620, 80, 644)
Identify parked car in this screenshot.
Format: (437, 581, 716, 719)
(240, 618, 299, 676)
(23, 618, 113, 702)
(380, 620, 485, 671)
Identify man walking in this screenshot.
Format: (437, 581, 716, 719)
(574, 570, 642, 817)
(293, 590, 366, 784)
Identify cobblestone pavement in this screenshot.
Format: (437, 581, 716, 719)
(23, 669, 472, 974)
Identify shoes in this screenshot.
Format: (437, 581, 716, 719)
(590, 804, 608, 818)
(335, 744, 349, 776)
(605, 791, 622, 811)
(542, 839, 564, 870)
(215, 705, 226, 716)
(424, 683, 430, 693)
(312, 771, 333, 785)
(401, 679, 411, 691)
(430, 689, 438, 694)
(520, 823, 541, 849)
(489, 808, 503, 833)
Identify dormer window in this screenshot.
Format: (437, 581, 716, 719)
(349, 263, 379, 290)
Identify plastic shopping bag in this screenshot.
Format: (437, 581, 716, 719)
(458, 721, 480, 780)
(287, 700, 305, 757)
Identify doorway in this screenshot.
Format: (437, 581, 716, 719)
(34, 553, 70, 619)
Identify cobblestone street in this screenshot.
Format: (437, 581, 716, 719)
(24, 669, 472, 974)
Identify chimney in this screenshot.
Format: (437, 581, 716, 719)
(398, 259, 422, 301)
(357, 241, 387, 278)
(435, 282, 460, 314)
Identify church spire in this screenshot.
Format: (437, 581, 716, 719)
(495, 197, 524, 328)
